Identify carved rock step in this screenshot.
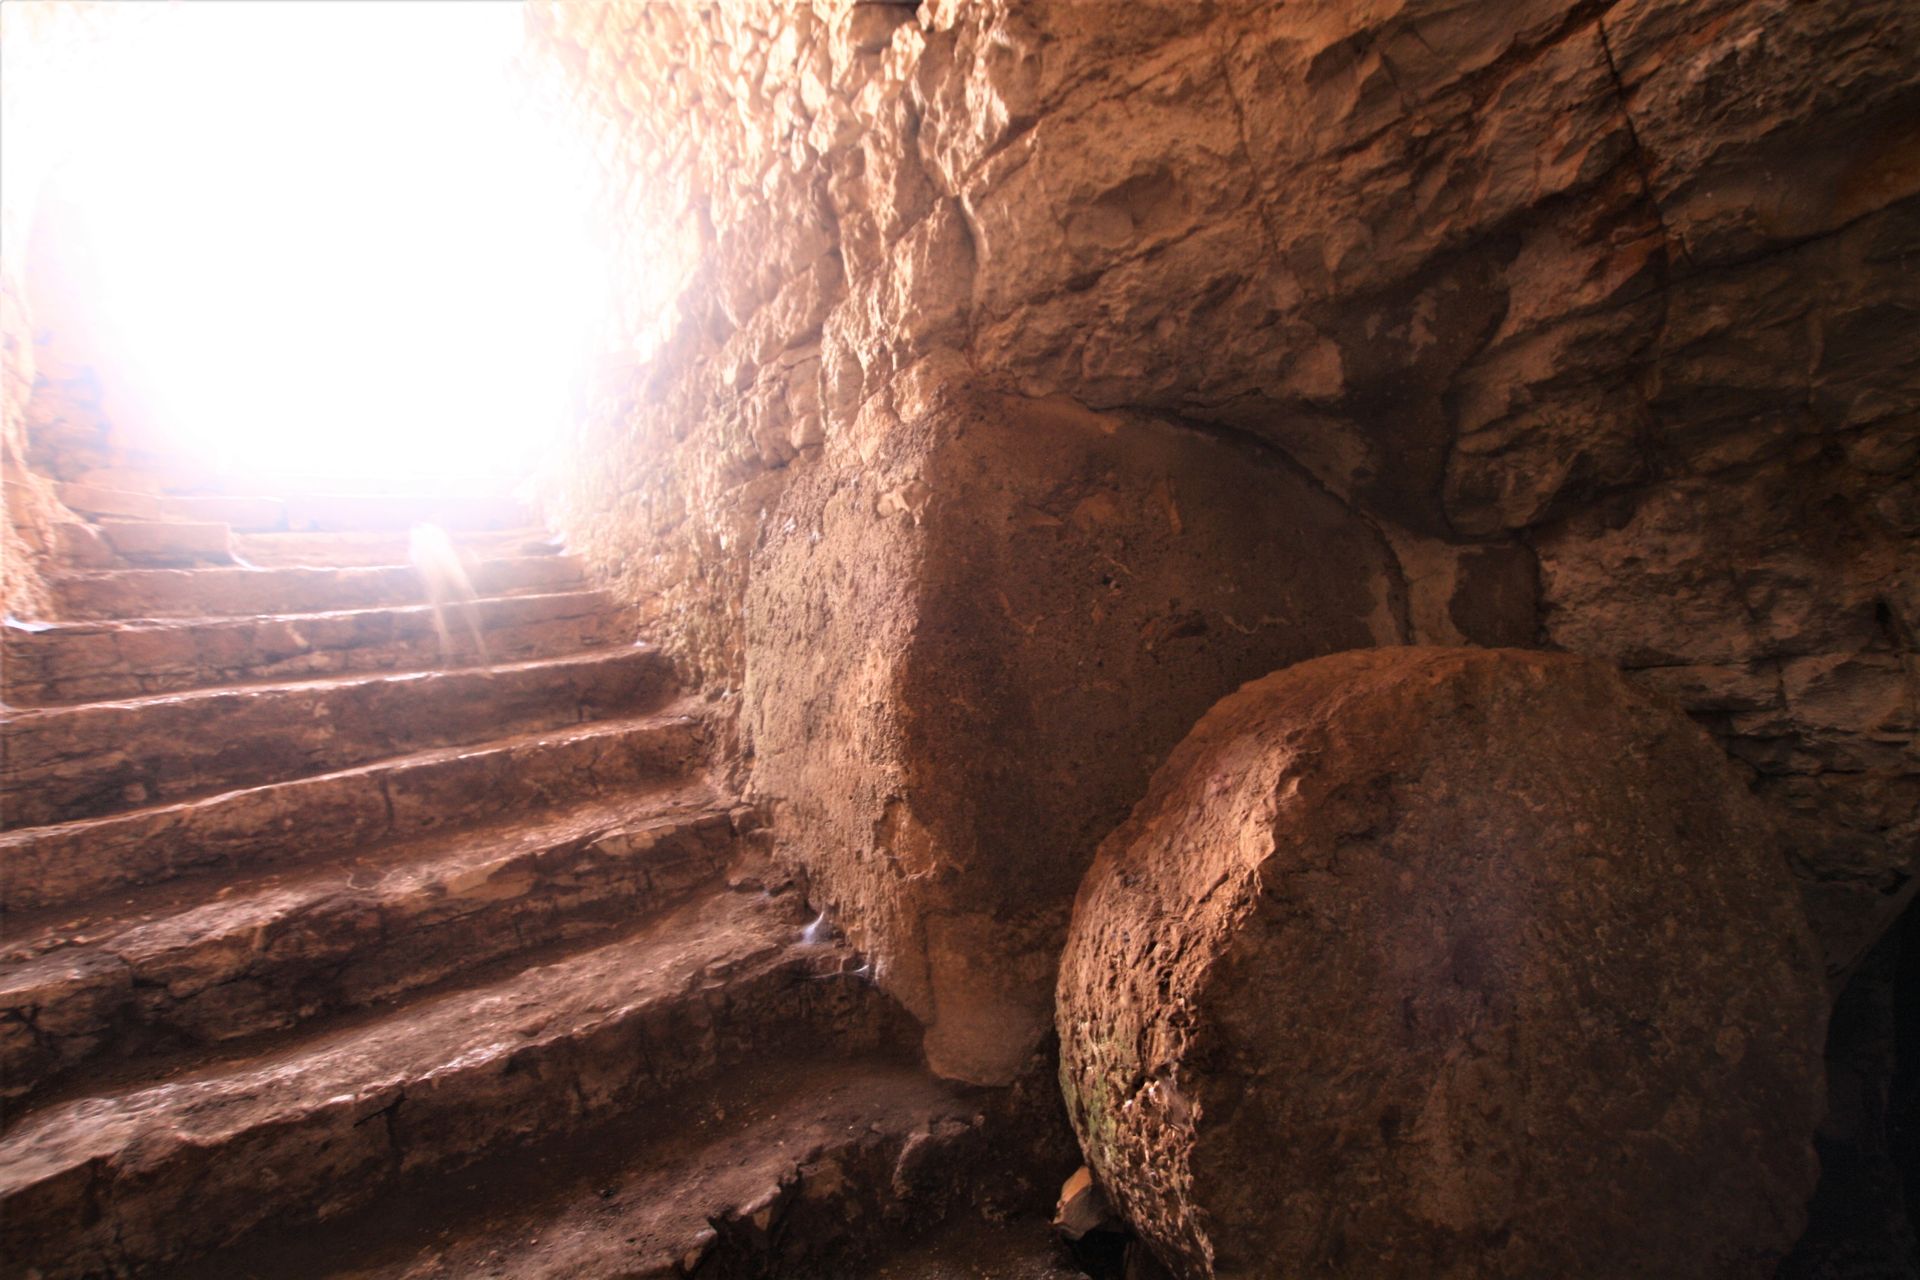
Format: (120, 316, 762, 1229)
(51, 553, 583, 621)
(0, 885, 893, 1279)
(95, 520, 236, 566)
(113, 469, 521, 500)
(156, 494, 287, 531)
(5, 589, 633, 706)
(1, 645, 675, 830)
(183, 1056, 974, 1280)
(64, 467, 164, 497)
(232, 526, 557, 567)
(53, 482, 163, 522)
(0, 789, 741, 1102)
(107, 492, 539, 533)
(279, 491, 532, 532)
(0, 705, 709, 913)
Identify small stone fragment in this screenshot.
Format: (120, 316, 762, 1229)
(1053, 1165, 1116, 1242)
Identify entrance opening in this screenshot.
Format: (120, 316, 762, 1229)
(32, 1, 602, 488)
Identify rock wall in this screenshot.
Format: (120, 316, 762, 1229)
(0, 1, 169, 619)
(1, 260, 58, 620)
(534, 0, 1917, 1068)
(746, 390, 1413, 1081)
(0, 1, 88, 620)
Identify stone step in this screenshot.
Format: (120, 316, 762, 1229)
(76, 485, 529, 531)
(0, 704, 708, 915)
(143, 471, 512, 499)
(282, 491, 532, 531)
(232, 526, 558, 567)
(158, 494, 288, 531)
(51, 553, 584, 620)
(54, 482, 163, 522)
(47, 521, 117, 569)
(94, 519, 237, 566)
(0, 645, 675, 829)
(180, 1055, 973, 1280)
(0, 885, 897, 1278)
(0, 789, 742, 1102)
(4, 589, 634, 706)
(72, 455, 210, 494)
(68, 468, 165, 498)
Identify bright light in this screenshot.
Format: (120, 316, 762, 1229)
(51, 1, 604, 483)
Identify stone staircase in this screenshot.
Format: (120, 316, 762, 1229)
(0, 490, 979, 1278)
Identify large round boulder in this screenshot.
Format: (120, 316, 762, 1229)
(1057, 648, 1828, 1279)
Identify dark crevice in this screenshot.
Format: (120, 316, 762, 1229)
(1593, 13, 1695, 274)
(1781, 900, 1920, 1278)
(1137, 406, 1417, 645)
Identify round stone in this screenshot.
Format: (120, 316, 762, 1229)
(1057, 647, 1828, 1279)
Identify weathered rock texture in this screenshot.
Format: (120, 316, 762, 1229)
(531, 0, 1918, 1070)
(6, 0, 1915, 1257)
(1, 3, 177, 618)
(0, 3, 62, 618)
(1057, 647, 1830, 1279)
(1, 257, 61, 617)
(746, 391, 1404, 1081)
(0, 489, 1030, 1279)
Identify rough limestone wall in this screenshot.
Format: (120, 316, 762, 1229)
(0, 1, 162, 620)
(0, 2, 90, 619)
(1, 261, 59, 621)
(539, 0, 1918, 1047)
(525, 0, 855, 694)
(745, 390, 1432, 1081)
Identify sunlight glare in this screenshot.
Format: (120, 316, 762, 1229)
(57, 1, 603, 483)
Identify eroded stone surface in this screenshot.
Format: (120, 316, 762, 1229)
(532, 0, 1919, 1003)
(4, 589, 635, 705)
(96, 518, 235, 565)
(1058, 647, 1828, 1279)
(157, 493, 286, 530)
(51, 553, 584, 620)
(0, 883, 899, 1278)
(1, 0, 1912, 1268)
(185, 1056, 980, 1280)
(0, 705, 706, 914)
(747, 391, 1401, 1083)
(0, 467, 963, 1278)
(278, 491, 530, 532)
(1, 644, 673, 828)
(231, 526, 555, 568)
(0, 790, 735, 1101)
(54, 481, 161, 522)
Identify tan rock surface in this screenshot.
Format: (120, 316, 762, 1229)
(0, 707, 705, 914)
(0, 484, 968, 1278)
(1, 644, 674, 828)
(747, 391, 1402, 1083)
(532, 0, 1918, 996)
(0, 884, 894, 1277)
(0, 0, 1908, 1268)
(3, 587, 631, 705)
(1059, 648, 1828, 1279)
(0, 787, 733, 1100)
